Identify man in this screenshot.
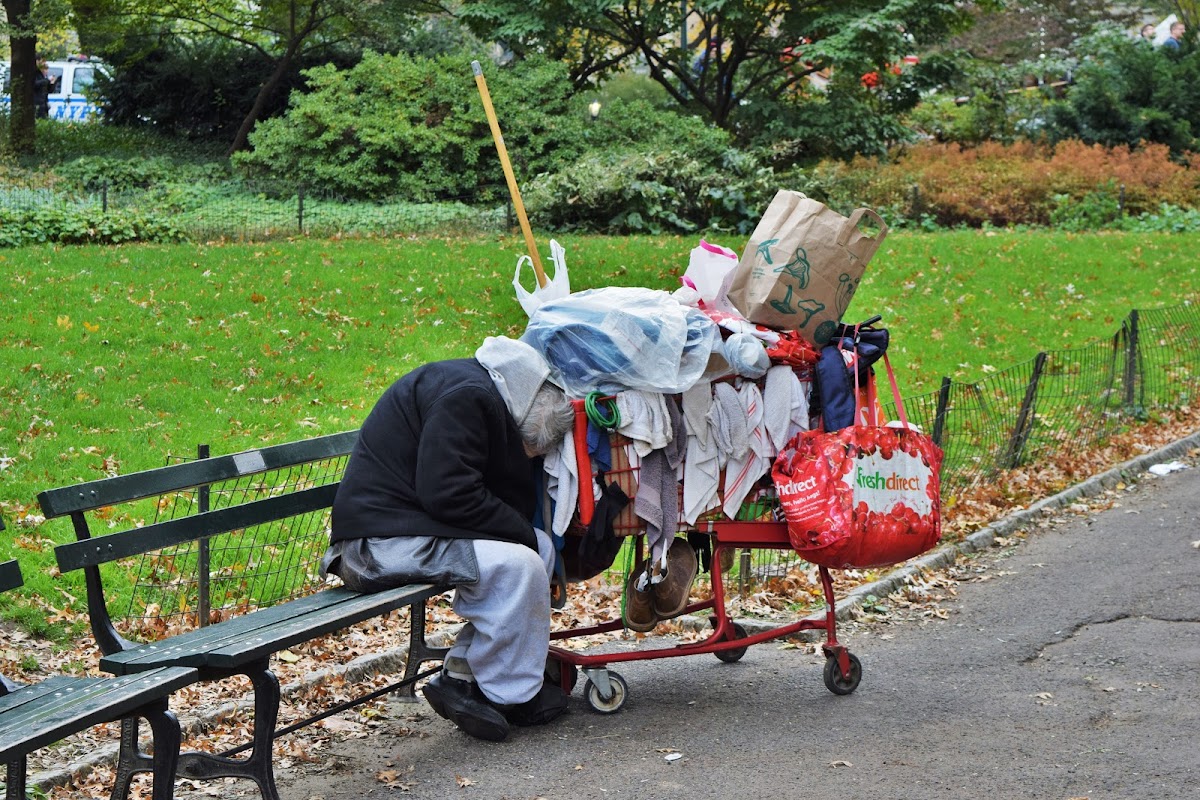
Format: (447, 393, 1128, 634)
(1164, 21, 1186, 49)
(323, 336, 575, 741)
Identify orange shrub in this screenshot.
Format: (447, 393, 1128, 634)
(820, 141, 1200, 227)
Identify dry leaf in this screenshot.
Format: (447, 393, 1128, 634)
(455, 775, 476, 788)
(829, 760, 853, 768)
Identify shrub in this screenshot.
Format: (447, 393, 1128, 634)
(0, 206, 185, 247)
(813, 140, 1200, 228)
(524, 102, 776, 234)
(235, 51, 585, 202)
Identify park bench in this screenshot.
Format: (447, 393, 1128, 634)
(36, 431, 450, 800)
(0, 536, 197, 799)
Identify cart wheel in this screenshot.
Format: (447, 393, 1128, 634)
(823, 652, 862, 695)
(545, 657, 579, 693)
(584, 672, 628, 714)
(714, 622, 749, 664)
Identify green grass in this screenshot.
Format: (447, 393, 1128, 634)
(3, 230, 1200, 635)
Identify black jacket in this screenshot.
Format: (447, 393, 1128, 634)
(331, 359, 538, 549)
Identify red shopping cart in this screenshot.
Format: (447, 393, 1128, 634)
(547, 398, 862, 714)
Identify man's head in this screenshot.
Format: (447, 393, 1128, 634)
(519, 382, 574, 457)
(1172, 21, 1186, 39)
(1142, 24, 1157, 40)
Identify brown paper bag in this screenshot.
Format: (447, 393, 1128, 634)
(727, 190, 888, 345)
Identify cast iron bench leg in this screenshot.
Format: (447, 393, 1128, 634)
(177, 663, 282, 800)
(110, 700, 183, 800)
(395, 598, 449, 700)
(5, 756, 28, 800)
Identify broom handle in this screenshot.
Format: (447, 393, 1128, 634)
(472, 60, 547, 288)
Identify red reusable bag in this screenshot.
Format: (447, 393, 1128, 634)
(772, 350, 943, 569)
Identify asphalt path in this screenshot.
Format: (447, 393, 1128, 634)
(264, 456, 1200, 800)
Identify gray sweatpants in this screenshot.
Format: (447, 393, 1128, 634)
(322, 531, 555, 706)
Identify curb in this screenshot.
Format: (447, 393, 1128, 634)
(33, 428, 1200, 790)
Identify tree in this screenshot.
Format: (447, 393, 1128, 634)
(74, 0, 438, 155)
(457, 0, 981, 134)
(2, 0, 68, 154)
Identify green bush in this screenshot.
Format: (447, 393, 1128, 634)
(0, 206, 185, 247)
(56, 156, 230, 192)
(235, 51, 585, 202)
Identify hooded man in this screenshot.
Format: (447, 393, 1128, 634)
(323, 336, 575, 741)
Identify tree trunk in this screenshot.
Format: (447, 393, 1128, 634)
(2, 0, 37, 155)
(226, 49, 295, 156)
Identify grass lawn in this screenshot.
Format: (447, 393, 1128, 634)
(2, 229, 1200, 634)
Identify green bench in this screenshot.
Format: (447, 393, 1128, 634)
(36, 431, 449, 800)
(0, 539, 197, 799)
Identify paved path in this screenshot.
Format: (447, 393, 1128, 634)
(262, 457, 1200, 800)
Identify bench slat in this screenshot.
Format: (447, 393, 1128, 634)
(204, 584, 442, 668)
(99, 588, 365, 670)
(0, 559, 21, 594)
(0, 667, 197, 757)
(100, 585, 441, 673)
(55, 483, 338, 572)
(38, 430, 358, 518)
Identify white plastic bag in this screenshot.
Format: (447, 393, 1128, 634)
(680, 239, 739, 313)
(513, 239, 571, 316)
(521, 287, 721, 396)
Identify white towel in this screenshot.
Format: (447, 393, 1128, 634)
(616, 390, 673, 457)
(709, 382, 749, 469)
(722, 382, 772, 519)
(542, 429, 579, 537)
(682, 383, 720, 524)
(763, 365, 811, 451)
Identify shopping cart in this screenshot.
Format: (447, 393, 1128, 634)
(547, 398, 862, 714)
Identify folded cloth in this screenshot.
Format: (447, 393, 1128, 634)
(709, 382, 749, 469)
(542, 429, 579, 537)
(616, 390, 673, 457)
(682, 382, 720, 524)
(634, 398, 687, 569)
(763, 365, 811, 451)
(723, 382, 772, 519)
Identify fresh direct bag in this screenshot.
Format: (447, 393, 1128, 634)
(772, 352, 942, 569)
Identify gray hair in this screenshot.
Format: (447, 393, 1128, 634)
(519, 383, 575, 455)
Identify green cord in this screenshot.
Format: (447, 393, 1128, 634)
(584, 391, 621, 430)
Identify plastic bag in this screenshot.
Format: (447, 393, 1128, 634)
(772, 353, 942, 569)
(521, 287, 721, 396)
(513, 239, 570, 316)
(680, 239, 739, 313)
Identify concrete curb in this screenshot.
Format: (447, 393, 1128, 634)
(33, 429, 1200, 790)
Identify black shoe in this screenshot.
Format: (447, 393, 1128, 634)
(422, 674, 511, 742)
(497, 682, 569, 727)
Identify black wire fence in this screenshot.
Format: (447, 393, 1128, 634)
(896, 304, 1200, 493)
(0, 179, 514, 241)
(120, 302, 1198, 630)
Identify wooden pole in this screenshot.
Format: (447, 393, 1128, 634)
(472, 60, 547, 288)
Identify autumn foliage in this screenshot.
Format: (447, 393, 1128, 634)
(821, 140, 1200, 227)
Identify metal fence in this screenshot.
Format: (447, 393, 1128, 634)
(0, 179, 514, 241)
(897, 303, 1200, 492)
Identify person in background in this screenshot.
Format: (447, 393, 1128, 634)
(322, 336, 575, 742)
(1140, 23, 1157, 42)
(1164, 21, 1186, 49)
(32, 60, 50, 118)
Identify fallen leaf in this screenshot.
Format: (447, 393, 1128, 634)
(455, 775, 476, 787)
(830, 760, 853, 768)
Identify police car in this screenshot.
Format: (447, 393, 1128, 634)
(0, 57, 106, 122)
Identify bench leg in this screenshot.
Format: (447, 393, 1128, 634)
(177, 664, 281, 800)
(5, 756, 28, 800)
(394, 598, 449, 701)
(110, 700, 183, 800)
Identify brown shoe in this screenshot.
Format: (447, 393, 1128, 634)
(651, 538, 699, 619)
(623, 562, 658, 632)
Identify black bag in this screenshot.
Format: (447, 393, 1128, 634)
(564, 476, 629, 581)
